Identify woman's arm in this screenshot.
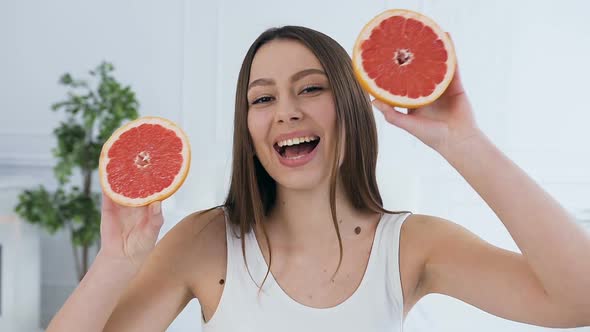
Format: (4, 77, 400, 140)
(46, 252, 140, 331)
(407, 212, 589, 328)
(374, 62, 590, 327)
(102, 213, 199, 332)
(45, 196, 216, 332)
(442, 128, 590, 311)
(46, 194, 165, 332)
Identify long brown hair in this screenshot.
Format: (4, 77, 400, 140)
(223, 26, 410, 285)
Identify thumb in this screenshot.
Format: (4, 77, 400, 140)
(143, 201, 164, 239)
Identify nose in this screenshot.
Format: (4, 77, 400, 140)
(275, 97, 302, 124)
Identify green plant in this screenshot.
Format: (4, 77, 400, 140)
(15, 62, 139, 281)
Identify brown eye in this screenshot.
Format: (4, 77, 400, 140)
(252, 96, 274, 105)
(300, 86, 323, 94)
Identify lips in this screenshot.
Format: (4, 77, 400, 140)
(273, 138, 320, 157)
(271, 130, 322, 167)
(274, 140, 320, 167)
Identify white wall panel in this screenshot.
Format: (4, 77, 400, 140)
(2, 0, 589, 331)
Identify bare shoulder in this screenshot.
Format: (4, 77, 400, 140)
(400, 213, 464, 273)
(403, 213, 480, 259)
(402, 213, 467, 249)
(154, 208, 226, 300)
(399, 213, 482, 301)
(170, 207, 229, 321)
(399, 213, 442, 260)
(398, 213, 453, 316)
(155, 207, 224, 258)
(104, 207, 227, 331)
(402, 213, 457, 243)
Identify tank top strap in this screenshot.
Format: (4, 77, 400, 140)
(371, 211, 412, 312)
(220, 207, 269, 290)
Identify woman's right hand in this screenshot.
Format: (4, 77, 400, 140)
(98, 193, 165, 269)
(45, 194, 165, 332)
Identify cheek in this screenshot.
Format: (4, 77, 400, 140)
(247, 111, 272, 151)
(313, 98, 342, 161)
(315, 98, 337, 135)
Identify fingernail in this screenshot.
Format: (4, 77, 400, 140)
(151, 201, 161, 215)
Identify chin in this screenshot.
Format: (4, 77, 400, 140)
(272, 170, 330, 192)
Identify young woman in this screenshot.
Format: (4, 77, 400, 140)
(47, 26, 590, 332)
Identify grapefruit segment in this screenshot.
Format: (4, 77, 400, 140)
(99, 116, 191, 207)
(353, 9, 456, 108)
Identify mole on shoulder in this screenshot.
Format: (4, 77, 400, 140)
(219, 279, 225, 285)
(354, 226, 361, 235)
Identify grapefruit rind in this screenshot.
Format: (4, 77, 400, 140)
(352, 9, 456, 108)
(98, 116, 191, 207)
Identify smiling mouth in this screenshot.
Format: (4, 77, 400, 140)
(273, 138, 320, 159)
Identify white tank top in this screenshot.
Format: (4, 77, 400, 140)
(201, 209, 411, 332)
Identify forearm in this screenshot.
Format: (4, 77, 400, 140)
(46, 251, 139, 332)
(442, 130, 590, 308)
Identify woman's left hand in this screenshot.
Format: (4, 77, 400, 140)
(372, 64, 481, 156)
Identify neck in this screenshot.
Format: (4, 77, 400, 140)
(265, 177, 374, 247)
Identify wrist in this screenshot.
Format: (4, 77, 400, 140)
(93, 250, 142, 280)
(439, 128, 488, 162)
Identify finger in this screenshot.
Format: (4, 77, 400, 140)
(371, 99, 402, 114)
(149, 201, 163, 228)
(141, 201, 164, 235)
(444, 64, 465, 98)
(100, 194, 122, 242)
(372, 99, 413, 130)
(125, 201, 163, 252)
(101, 193, 117, 214)
(442, 32, 465, 98)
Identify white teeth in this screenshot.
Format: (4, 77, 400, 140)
(277, 136, 319, 147)
(285, 154, 306, 160)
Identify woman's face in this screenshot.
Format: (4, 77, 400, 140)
(247, 39, 337, 191)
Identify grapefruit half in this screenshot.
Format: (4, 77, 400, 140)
(353, 9, 456, 108)
(99, 116, 191, 207)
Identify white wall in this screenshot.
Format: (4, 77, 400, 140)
(0, 0, 189, 328)
(1, 0, 589, 331)
(405, 1, 590, 331)
(0, 177, 42, 332)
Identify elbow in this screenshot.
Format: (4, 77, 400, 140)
(581, 305, 590, 324)
(543, 303, 590, 328)
(578, 316, 590, 328)
(568, 309, 590, 328)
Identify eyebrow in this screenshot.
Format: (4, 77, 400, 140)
(247, 68, 326, 91)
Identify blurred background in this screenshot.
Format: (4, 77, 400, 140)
(1, 0, 589, 331)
